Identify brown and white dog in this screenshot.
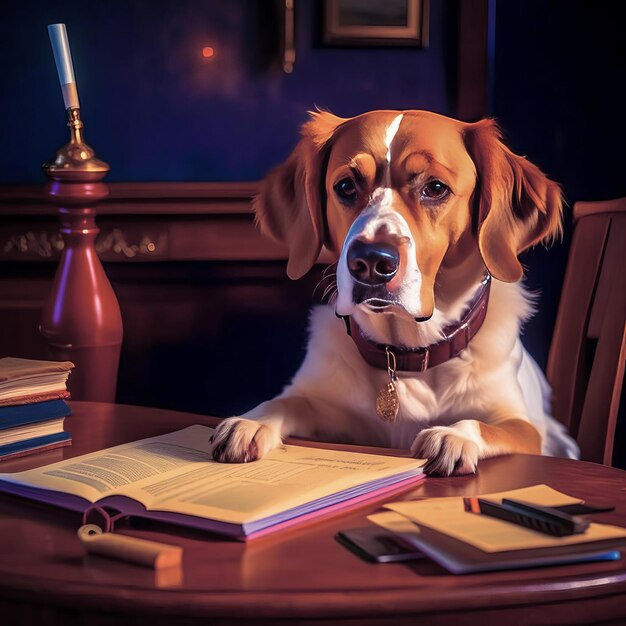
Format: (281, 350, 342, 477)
(210, 109, 579, 476)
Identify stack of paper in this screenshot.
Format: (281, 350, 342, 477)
(368, 485, 626, 573)
(0, 358, 73, 460)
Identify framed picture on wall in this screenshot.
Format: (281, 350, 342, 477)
(323, 0, 429, 47)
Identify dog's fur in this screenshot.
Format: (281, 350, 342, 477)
(210, 109, 579, 476)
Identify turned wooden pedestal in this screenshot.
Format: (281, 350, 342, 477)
(40, 108, 123, 401)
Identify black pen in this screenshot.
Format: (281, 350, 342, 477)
(463, 497, 590, 537)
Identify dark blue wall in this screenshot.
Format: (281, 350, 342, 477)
(493, 0, 626, 371)
(1, 0, 456, 183)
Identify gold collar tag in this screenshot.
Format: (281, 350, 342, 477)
(376, 346, 399, 422)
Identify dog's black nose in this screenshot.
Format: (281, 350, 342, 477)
(347, 240, 400, 285)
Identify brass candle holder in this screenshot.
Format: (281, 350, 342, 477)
(40, 105, 123, 402)
(44, 107, 109, 179)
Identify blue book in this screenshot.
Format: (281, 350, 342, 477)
(0, 432, 72, 460)
(0, 399, 71, 429)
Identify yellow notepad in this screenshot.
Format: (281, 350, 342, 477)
(382, 485, 626, 553)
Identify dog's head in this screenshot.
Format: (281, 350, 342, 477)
(255, 110, 562, 337)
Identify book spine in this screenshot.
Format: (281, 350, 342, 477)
(0, 399, 72, 428)
(0, 431, 72, 459)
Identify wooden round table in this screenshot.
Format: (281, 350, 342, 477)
(0, 402, 625, 625)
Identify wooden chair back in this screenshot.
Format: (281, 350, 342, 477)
(547, 198, 626, 465)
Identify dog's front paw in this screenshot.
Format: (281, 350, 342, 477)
(210, 418, 282, 463)
(411, 426, 479, 476)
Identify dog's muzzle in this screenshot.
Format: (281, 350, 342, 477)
(335, 204, 421, 318)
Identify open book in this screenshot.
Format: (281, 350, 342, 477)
(0, 425, 425, 540)
(368, 485, 626, 573)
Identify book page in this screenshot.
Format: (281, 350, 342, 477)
(385, 485, 626, 552)
(0, 426, 217, 502)
(0, 425, 425, 524)
(140, 443, 424, 524)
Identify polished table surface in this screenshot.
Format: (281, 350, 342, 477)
(0, 402, 625, 626)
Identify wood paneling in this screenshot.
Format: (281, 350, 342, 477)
(457, 0, 490, 121)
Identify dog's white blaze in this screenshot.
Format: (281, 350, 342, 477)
(385, 114, 403, 163)
(384, 114, 403, 186)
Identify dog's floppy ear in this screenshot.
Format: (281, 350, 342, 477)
(254, 110, 345, 279)
(463, 119, 563, 282)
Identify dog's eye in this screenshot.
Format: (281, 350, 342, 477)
(334, 178, 357, 201)
(421, 180, 450, 201)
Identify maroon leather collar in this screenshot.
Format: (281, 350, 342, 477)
(342, 274, 491, 372)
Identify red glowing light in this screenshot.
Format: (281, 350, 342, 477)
(202, 46, 215, 59)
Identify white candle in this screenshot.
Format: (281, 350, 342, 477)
(48, 23, 80, 109)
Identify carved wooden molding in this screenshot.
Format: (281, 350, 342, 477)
(0, 182, 293, 263)
(0, 182, 342, 264)
(3, 230, 65, 257)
